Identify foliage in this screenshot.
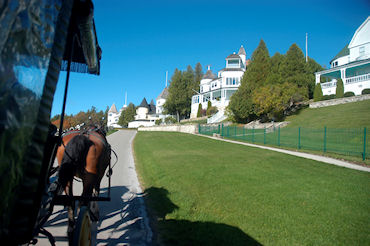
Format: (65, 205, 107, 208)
(344, 91, 355, 97)
(313, 83, 323, 102)
(51, 106, 106, 130)
(322, 94, 336, 100)
(305, 58, 324, 98)
(361, 88, 370, 94)
(196, 103, 203, 118)
(155, 119, 162, 125)
(335, 79, 344, 98)
(206, 106, 218, 116)
(164, 64, 202, 120)
(118, 103, 136, 127)
(253, 82, 303, 121)
(164, 116, 177, 124)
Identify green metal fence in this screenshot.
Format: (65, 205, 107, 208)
(198, 124, 369, 160)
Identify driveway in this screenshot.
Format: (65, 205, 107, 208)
(36, 130, 152, 245)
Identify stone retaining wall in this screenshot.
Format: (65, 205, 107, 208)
(309, 94, 370, 108)
(138, 124, 198, 134)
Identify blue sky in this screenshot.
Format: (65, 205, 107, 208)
(51, 0, 370, 116)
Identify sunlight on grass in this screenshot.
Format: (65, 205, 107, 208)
(134, 132, 370, 246)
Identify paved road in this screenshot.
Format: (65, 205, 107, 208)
(36, 130, 152, 245)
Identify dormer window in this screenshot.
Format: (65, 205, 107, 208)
(227, 59, 240, 68)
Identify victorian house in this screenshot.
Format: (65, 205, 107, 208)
(315, 16, 370, 95)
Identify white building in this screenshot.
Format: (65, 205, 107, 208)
(156, 86, 169, 118)
(107, 103, 126, 128)
(190, 45, 248, 120)
(128, 98, 158, 128)
(315, 16, 370, 95)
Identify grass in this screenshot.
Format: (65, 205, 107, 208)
(285, 100, 370, 128)
(134, 132, 370, 246)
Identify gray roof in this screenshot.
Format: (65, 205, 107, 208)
(108, 103, 117, 113)
(156, 87, 169, 100)
(238, 45, 246, 55)
(330, 44, 349, 63)
(226, 54, 241, 59)
(139, 98, 149, 108)
(203, 69, 216, 79)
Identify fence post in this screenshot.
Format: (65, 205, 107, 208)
(221, 124, 224, 137)
(363, 127, 367, 161)
(323, 126, 327, 153)
(298, 127, 301, 149)
(252, 127, 255, 143)
(234, 126, 237, 138)
(218, 124, 220, 134)
(278, 126, 280, 146)
(198, 124, 201, 134)
(227, 125, 229, 137)
(243, 127, 245, 140)
(264, 126, 266, 144)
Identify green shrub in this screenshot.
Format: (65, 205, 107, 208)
(344, 91, 355, 97)
(206, 106, 218, 116)
(197, 103, 203, 118)
(335, 79, 344, 98)
(164, 116, 177, 124)
(155, 119, 162, 125)
(361, 89, 370, 95)
(322, 94, 336, 100)
(313, 83, 323, 102)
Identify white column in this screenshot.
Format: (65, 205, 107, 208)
(315, 73, 321, 84)
(341, 68, 346, 83)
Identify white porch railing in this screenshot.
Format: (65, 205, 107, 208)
(321, 81, 337, 89)
(345, 73, 370, 84)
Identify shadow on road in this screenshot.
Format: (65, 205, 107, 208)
(144, 187, 262, 246)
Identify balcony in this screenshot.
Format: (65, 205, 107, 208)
(345, 73, 370, 84)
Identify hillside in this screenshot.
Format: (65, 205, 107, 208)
(285, 99, 370, 128)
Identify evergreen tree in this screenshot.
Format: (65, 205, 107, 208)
(228, 39, 270, 122)
(118, 103, 136, 127)
(335, 78, 344, 98)
(197, 103, 203, 117)
(164, 69, 188, 121)
(280, 43, 310, 98)
(195, 62, 203, 84)
(305, 57, 324, 98)
(313, 83, 323, 102)
(265, 52, 284, 85)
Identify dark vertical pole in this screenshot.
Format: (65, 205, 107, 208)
(221, 123, 224, 137)
(252, 127, 255, 143)
(298, 127, 301, 149)
(243, 127, 245, 140)
(264, 126, 266, 144)
(323, 126, 327, 153)
(278, 126, 280, 146)
(363, 127, 367, 161)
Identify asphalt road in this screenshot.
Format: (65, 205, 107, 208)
(36, 130, 152, 245)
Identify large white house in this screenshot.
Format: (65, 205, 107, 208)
(315, 16, 370, 95)
(107, 103, 126, 128)
(190, 45, 248, 120)
(128, 98, 158, 128)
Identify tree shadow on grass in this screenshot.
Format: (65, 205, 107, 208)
(145, 187, 261, 246)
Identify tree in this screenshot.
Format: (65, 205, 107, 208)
(305, 57, 324, 98)
(164, 69, 188, 121)
(313, 83, 323, 102)
(118, 103, 136, 127)
(194, 62, 203, 84)
(228, 39, 270, 122)
(197, 103, 203, 117)
(265, 52, 285, 85)
(335, 78, 344, 98)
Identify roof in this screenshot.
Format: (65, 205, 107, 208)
(330, 44, 349, 63)
(226, 54, 241, 59)
(349, 16, 370, 49)
(139, 98, 149, 108)
(238, 45, 246, 55)
(203, 69, 216, 79)
(219, 68, 244, 72)
(108, 103, 117, 113)
(156, 87, 169, 100)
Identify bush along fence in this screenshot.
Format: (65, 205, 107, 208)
(198, 124, 369, 160)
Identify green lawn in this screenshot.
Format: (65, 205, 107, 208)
(134, 132, 370, 246)
(285, 100, 370, 128)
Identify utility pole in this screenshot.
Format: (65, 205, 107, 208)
(306, 33, 308, 63)
(165, 70, 168, 88)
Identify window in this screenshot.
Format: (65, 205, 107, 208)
(359, 46, 365, 56)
